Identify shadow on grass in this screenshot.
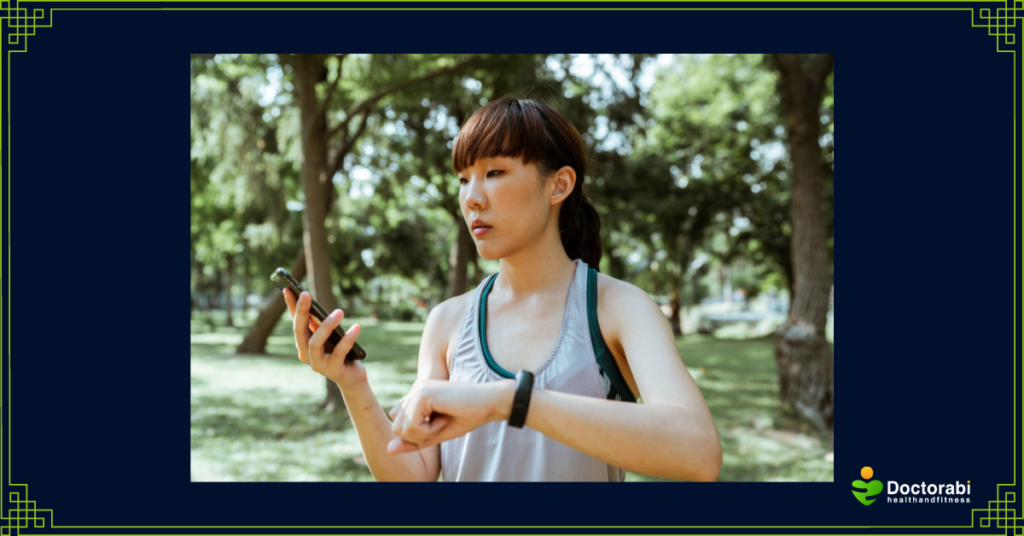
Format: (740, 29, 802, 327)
(191, 391, 351, 442)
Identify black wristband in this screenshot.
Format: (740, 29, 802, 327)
(508, 370, 534, 428)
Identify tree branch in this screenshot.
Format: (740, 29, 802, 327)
(326, 54, 488, 141)
(317, 54, 348, 118)
(327, 108, 371, 180)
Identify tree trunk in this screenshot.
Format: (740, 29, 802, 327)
(294, 55, 338, 312)
(448, 218, 474, 297)
(225, 253, 235, 327)
(242, 255, 252, 320)
(669, 287, 683, 336)
(772, 54, 834, 430)
(212, 266, 223, 310)
(236, 247, 307, 354)
(294, 54, 347, 413)
(276, 53, 487, 412)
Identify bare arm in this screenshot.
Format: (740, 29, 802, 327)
(390, 280, 722, 482)
(283, 289, 445, 482)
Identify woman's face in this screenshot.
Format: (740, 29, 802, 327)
(458, 155, 553, 261)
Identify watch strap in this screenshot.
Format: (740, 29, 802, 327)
(508, 370, 534, 428)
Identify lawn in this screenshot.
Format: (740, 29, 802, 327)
(190, 310, 834, 482)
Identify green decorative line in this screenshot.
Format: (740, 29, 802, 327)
(18, 0, 1011, 2)
(972, 2, 1020, 49)
(0, 485, 48, 535)
(3, 1, 1022, 534)
(0, 0, 51, 51)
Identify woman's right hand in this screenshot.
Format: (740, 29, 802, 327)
(283, 288, 366, 391)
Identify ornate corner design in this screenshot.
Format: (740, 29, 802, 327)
(2, 0, 51, 52)
(972, 0, 1022, 52)
(972, 484, 1023, 535)
(1, 483, 50, 535)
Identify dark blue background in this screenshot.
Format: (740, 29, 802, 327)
(4, 2, 1019, 533)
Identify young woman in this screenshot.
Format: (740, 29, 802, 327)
(283, 97, 722, 482)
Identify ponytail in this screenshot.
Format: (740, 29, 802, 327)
(559, 192, 603, 270)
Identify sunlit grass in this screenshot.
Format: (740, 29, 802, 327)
(626, 336, 833, 482)
(191, 310, 833, 482)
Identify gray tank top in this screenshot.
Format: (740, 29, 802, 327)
(439, 259, 626, 482)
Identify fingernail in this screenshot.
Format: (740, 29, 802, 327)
(330, 310, 342, 318)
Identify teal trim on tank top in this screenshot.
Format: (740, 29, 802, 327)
(586, 267, 637, 403)
(477, 268, 638, 403)
(478, 273, 515, 379)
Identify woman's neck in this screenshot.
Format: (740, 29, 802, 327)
(494, 233, 578, 298)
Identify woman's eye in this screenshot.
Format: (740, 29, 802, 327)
(487, 170, 503, 177)
(458, 177, 468, 185)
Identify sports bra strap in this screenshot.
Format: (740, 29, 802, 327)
(587, 267, 637, 403)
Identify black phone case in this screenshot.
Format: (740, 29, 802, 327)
(271, 268, 367, 361)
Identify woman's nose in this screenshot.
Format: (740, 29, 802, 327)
(464, 178, 487, 210)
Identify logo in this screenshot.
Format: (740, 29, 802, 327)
(852, 466, 883, 506)
(851, 466, 972, 505)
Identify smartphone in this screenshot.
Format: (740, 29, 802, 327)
(271, 267, 367, 361)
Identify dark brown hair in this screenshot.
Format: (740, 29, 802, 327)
(451, 97, 602, 269)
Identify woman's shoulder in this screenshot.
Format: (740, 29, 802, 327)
(427, 290, 476, 332)
(594, 272, 656, 310)
(593, 271, 666, 334)
(423, 290, 478, 375)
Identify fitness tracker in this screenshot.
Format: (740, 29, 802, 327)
(508, 370, 534, 428)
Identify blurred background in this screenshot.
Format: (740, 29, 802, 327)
(190, 53, 834, 482)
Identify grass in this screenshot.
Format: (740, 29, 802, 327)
(190, 309, 834, 482)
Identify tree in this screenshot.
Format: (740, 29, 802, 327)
(191, 54, 290, 327)
(770, 54, 834, 430)
(267, 54, 490, 410)
(624, 55, 776, 333)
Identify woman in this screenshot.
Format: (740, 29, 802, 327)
(283, 97, 722, 482)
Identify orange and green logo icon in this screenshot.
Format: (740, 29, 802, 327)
(853, 466, 884, 505)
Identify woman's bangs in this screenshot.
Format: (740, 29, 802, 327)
(452, 100, 545, 172)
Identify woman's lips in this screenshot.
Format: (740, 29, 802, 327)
(472, 226, 492, 237)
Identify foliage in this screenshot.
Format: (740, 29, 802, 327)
(190, 53, 834, 319)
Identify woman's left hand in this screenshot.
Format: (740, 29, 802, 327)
(387, 379, 514, 454)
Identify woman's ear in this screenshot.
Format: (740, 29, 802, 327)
(550, 166, 577, 205)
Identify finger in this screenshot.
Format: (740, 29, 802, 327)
(293, 292, 313, 362)
(309, 309, 344, 369)
(400, 398, 435, 442)
(398, 421, 435, 445)
(414, 414, 450, 442)
(389, 397, 408, 421)
(387, 437, 423, 455)
(414, 422, 469, 450)
(283, 289, 297, 317)
(292, 293, 311, 344)
(407, 414, 450, 444)
(286, 291, 319, 334)
(406, 411, 445, 439)
(389, 407, 405, 440)
(329, 323, 361, 361)
(427, 414, 450, 434)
